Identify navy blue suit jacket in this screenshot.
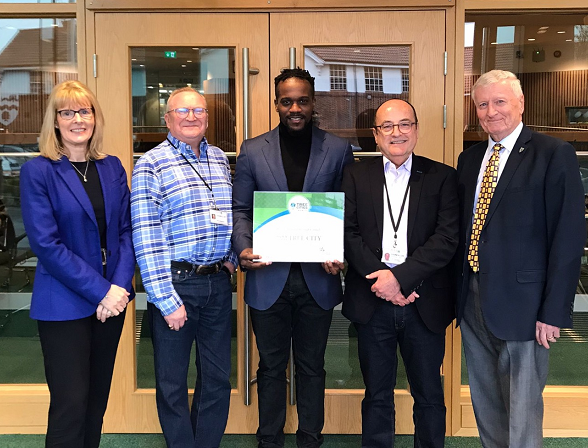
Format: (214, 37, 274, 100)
(232, 126, 354, 311)
(342, 155, 459, 334)
(20, 155, 135, 321)
(455, 125, 585, 340)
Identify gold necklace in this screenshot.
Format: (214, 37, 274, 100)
(70, 159, 90, 182)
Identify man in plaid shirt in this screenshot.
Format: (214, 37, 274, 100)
(131, 87, 237, 448)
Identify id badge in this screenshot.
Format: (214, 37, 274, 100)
(381, 246, 406, 265)
(210, 208, 228, 225)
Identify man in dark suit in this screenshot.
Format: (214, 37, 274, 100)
(455, 70, 585, 448)
(232, 68, 354, 448)
(342, 99, 459, 447)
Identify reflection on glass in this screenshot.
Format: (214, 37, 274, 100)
(462, 12, 588, 387)
(305, 46, 410, 152)
(0, 17, 77, 384)
(131, 47, 236, 155)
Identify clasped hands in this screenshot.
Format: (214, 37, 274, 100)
(238, 248, 344, 275)
(95, 284, 130, 323)
(367, 269, 418, 306)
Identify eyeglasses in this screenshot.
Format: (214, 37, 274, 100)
(57, 108, 94, 120)
(168, 107, 208, 119)
(374, 122, 417, 135)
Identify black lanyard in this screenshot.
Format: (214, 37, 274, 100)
(383, 176, 410, 248)
(167, 138, 217, 206)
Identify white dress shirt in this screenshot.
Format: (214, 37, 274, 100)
(472, 121, 524, 214)
(382, 154, 412, 268)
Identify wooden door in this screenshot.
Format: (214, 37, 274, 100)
(93, 12, 270, 433)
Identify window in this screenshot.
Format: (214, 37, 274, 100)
(330, 64, 347, 91)
(401, 68, 409, 93)
(364, 66, 383, 92)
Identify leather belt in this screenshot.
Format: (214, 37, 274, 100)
(171, 260, 223, 275)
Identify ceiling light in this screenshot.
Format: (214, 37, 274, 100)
(528, 38, 536, 41)
(131, 58, 137, 61)
(539, 26, 549, 30)
(557, 31, 566, 34)
(187, 60, 192, 63)
(537, 30, 547, 34)
(566, 39, 572, 42)
(181, 64, 186, 67)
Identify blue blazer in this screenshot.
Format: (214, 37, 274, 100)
(232, 126, 354, 311)
(20, 155, 135, 321)
(455, 125, 585, 340)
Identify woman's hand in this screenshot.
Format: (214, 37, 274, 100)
(96, 303, 110, 323)
(100, 284, 130, 316)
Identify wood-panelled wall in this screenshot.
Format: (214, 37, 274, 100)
(464, 69, 588, 133)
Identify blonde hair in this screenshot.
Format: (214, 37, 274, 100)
(39, 80, 105, 161)
(471, 70, 523, 104)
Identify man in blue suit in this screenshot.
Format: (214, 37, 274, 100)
(232, 68, 354, 448)
(455, 70, 585, 447)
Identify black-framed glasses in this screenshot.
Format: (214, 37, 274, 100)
(374, 121, 417, 135)
(57, 108, 94, 120)
(168, 107, 208, 119)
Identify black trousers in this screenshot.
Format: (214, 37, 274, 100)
(37, 309, 126, 448)
(250, 264, 333, 448)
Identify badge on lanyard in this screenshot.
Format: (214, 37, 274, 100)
(210, 207, 228, 225)
(381, 246, 407, 265)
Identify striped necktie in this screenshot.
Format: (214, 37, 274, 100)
(468, 143, 502, 272)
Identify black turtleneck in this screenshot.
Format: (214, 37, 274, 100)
(279, 122, 312, 192)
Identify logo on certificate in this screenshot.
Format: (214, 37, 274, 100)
(288, 195, 311, 213)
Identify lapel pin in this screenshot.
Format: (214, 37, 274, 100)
(519, 147, 525, 153)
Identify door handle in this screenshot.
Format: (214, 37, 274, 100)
(289, 47, 296, 69)
(241, 47, 258, 406)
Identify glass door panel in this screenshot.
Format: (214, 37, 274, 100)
(129, 46, 239, 390)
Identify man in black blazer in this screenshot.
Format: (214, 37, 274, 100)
(455, 70, 585, 447)
(342, 99, 459, 447)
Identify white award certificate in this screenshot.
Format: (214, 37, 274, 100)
(252, 191, 344, 263)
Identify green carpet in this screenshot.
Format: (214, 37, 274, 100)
(1, 434, 588, 447)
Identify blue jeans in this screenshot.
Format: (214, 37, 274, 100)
(149, 269, 232, 448)
(356, 301, 446, 448)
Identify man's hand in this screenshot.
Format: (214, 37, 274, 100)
(239, 248, 271, 271)
(322, 260, 345, 275)
(223, 261, 236, 274)
(385, 290, 419, 307)
(366, 269, 401, 300)
(165, 305, 188, 331)
(536, 321, 560, 349)
(100, 285, 130, 316)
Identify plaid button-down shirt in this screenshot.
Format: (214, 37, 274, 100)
(131, 133, 237, 315)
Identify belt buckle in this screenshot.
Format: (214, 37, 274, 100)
(196, 262, 220, 275)
(101, 248, 107, 266)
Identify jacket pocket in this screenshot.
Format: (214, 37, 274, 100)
(516, 270, 546, 283)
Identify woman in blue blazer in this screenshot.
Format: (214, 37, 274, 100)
(20, 80, 135, 448)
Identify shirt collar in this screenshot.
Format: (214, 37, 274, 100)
(488, 121, 523, 154)
(383, 153, 413, 176)
(166, 132, 208, 159)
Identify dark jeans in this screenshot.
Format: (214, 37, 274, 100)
(37, 309, 126, 448)
(356, 301, 446, 448)
(149, 269, 232, 448)
(250, 264, 333, 448)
